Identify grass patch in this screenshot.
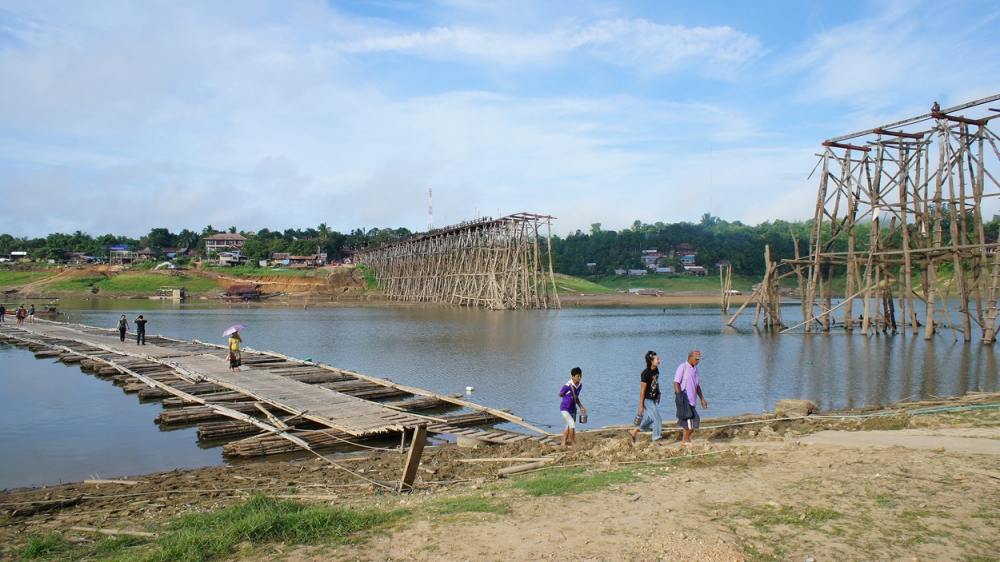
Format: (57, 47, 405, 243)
(46, 276, 106, 291)
(585, 274, 758, 293)
(204, 265, 320, 277)
(428, 495, 510, 515)
(17, 533, 72, 559)
(15, 496, 406, 562)
(0, 270, 56, 288)
(355, 263, 378, 291)
(873, 494, 897, 508)
(94, 274, 220, 294)
(552, 274, 613, 294)
(737, 504, 842, 531)
(859, 414, 910, 431)
(512, 466, 638, 497)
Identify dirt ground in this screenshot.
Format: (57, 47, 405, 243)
(2, 396, 998, 561)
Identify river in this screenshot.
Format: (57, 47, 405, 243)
(1, 299, 996, 488)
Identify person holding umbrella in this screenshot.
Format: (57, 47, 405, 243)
(224, 324, 244, 372)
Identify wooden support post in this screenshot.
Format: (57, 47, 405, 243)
(399, 424, 428, 493)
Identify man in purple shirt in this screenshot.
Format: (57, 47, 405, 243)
(558, 367, 586, 448)
(674, 350, 708, 445)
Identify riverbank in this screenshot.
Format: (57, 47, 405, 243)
(4, 393, 997, 561)
(2, 266, 751, 309)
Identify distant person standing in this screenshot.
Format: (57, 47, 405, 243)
(15, 305, 26, 327)
(629, 350, 663, 444)
(558, 367, 586, 448)
(674, 350, 709, 445)
(117, 314, 130, 342)
(28, 304, 35, 323)
(134, 314, 147, 345)
(227, 330, 242, 372)
(0, 303, 6, 323)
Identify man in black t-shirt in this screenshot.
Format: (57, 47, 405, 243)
(134, 314, 147, 345)
(629, 350, 664, 443)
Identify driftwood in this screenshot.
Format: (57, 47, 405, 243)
(497, 460, 553, 477)
(70, 526, 157, 538)
(84, 479, 143, 486)
(9, 496, 83, 517)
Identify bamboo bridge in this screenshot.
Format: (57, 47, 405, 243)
(356, 212, 561, 310)
(0, 319, 555, 490)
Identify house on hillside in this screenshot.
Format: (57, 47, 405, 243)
(217, 251, 246, 266)
(288, 254, 327, 268)
(640, 249, 662, 269)
(683, 265, 707, 276)
(627, 269, 647, 276)
(655, 266, 675, 274)
(108, 245, 136, 265)
(204, 233, 247, 255)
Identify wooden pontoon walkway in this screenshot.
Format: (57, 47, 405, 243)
(0, 319, 555, 457)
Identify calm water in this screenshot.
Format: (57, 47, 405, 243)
(1, 299, 997, 488)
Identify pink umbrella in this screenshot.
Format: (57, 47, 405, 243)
(223, 324, 245, 336)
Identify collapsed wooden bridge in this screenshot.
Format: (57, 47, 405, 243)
(732, 93, 1000, 343)
(356, 213, 561, 310)
(0, 319, 555, 490)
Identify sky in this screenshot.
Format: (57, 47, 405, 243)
(1, 0, 998, 238)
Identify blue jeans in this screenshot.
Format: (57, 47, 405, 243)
(638, 398, 662, 441)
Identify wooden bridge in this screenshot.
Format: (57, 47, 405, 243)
(356, 212, 561, 310)
(0, 319, 555, 489)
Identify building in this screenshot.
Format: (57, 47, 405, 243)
(640, 249, 662, 269)
(627, 269, 648, 276)
(614, 268, 627, 275)
(683, 265, 708, 276)
(204, 233, 247, 255)
(108, 245, 136, 265)
(271, 252, 291, 266)
(217, 251, 246, 266)
(655, 266, 675, 274)
(288, 254, 327, 268)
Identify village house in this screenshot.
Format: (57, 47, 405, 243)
(204, 233, 247, 256)
(217, 251, 246, 267)
(684, 265, 708, 276)
(640, 249, 662, 269)
(108, 245, 136, 265)
(288, 254, 327, 268)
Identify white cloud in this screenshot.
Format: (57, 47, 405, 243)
(335, 18, 763, 77)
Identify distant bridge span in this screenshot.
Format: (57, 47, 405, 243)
(356, 212, 560, 310)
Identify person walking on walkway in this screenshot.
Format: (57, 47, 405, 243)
(117, 314, 130, 342)
(558, 367, 586, 448)
(674, 350, 709, 445)
(27, 304, 34, 323)
(134, 314, 147, 345)
(629, 350, 663, 444)
(227, 330, 242, 372)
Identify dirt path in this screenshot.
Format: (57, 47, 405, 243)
(305, 428, 1000, 562)
(801, 427, 1000, 455)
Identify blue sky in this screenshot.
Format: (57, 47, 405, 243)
(1, 0, 998, 237)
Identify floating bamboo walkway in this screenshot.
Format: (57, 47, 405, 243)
(731, 94, 1000, 343)
(356, 212, 561, 310)
(0, 319, 556, 465)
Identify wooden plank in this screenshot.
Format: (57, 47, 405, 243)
(399, 425, 428, 492)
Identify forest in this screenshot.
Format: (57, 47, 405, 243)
(2, 212, 997, 277)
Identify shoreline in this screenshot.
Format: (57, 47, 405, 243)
(2, 392, 997, 560)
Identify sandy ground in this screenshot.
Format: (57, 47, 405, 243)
(2, 399, 998, 561)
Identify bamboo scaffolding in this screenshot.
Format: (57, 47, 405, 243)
(355, 213, 559, 310)
(737, 95, 1000, 343)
